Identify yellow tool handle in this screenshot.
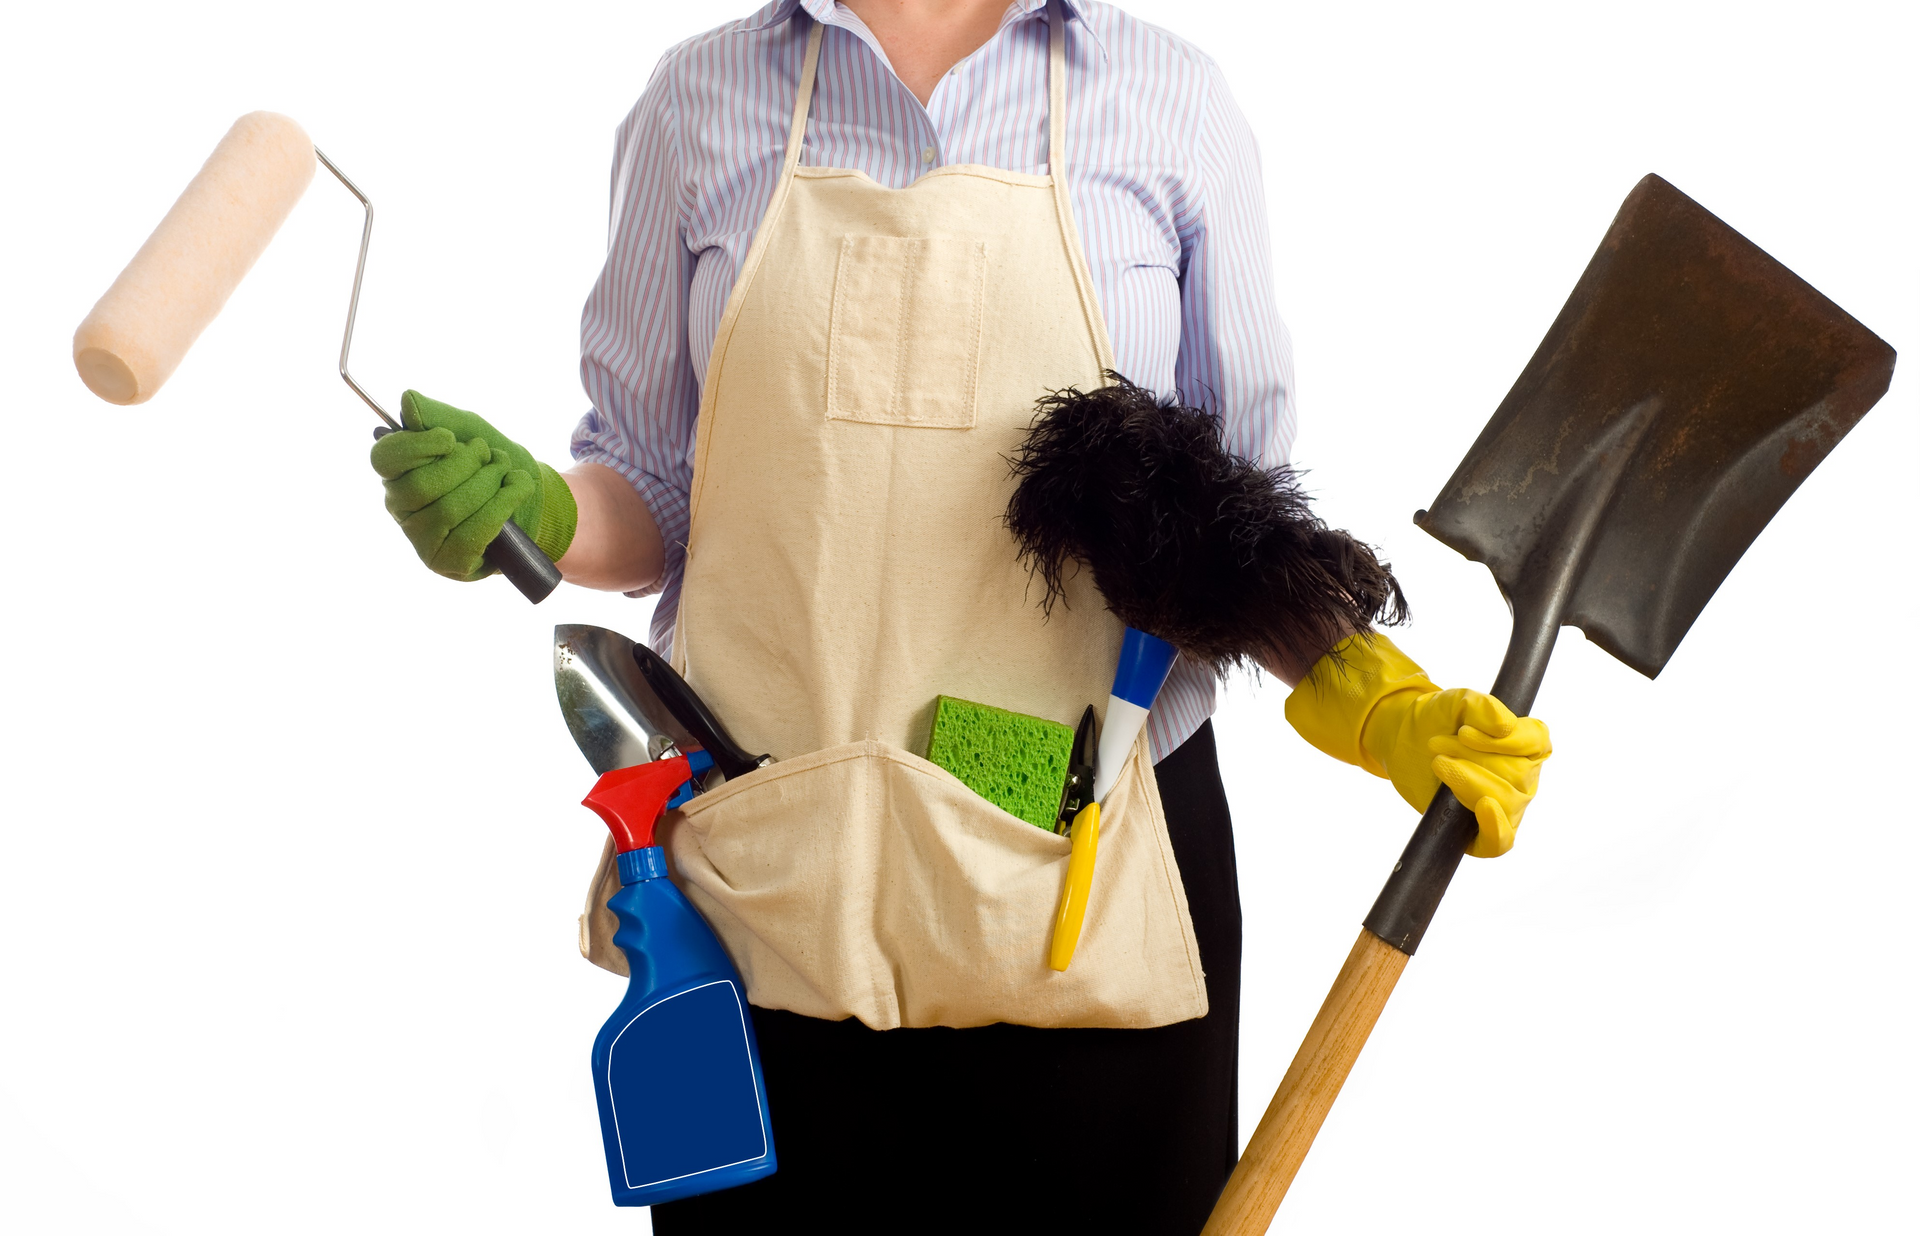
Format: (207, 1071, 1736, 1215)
(1048, 802, 1100, 970)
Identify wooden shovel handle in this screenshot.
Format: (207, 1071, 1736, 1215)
(1201, 928, 1409, 1235)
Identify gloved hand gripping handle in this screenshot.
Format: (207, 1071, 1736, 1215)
(326, 149, 561, 605)
(1361, 599, 1552, 953)
(370, 425, 563, 603)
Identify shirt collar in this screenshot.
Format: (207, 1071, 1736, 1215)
(742, 0, 1103, 58)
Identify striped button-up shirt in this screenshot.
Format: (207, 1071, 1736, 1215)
(573, 0, 1296, 762)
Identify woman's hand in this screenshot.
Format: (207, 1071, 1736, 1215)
(371, 390, 576, 581)
(1359, 683, 1551, 858)
(369, 391, 664, 593)
(1285, 633, 1552, 858)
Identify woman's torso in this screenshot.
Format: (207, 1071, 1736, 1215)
(576, 0, 1296, 762)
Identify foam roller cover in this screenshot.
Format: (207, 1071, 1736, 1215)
(73, 111, 316, 405)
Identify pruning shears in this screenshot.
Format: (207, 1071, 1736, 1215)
(1049, 705, 1100, 970)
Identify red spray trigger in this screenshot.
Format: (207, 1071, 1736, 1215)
(583, 756, 692, 852)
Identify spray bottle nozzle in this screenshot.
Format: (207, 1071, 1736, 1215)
(583, 755, 694, 852)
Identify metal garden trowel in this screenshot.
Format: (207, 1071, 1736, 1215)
(554, 623, 772, 783)
(1204, 174, 1897, 1235)
(555, 624, 703, 776)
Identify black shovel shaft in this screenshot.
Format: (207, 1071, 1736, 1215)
(1361, 790, 1476, 955)
(1362, 591, 1560, 955)
(1366, 388, 1641, 957)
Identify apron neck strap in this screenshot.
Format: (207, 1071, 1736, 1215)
(781, 6, 1068, 180)
(783, 19, 827, 178)
(1047, 1, 1067, 179)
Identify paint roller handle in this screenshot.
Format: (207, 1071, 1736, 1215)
(486, 519, 565, 603)
(372, 425, 563, 604)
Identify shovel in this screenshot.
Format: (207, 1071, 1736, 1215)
(1202, 174, 1897, 1235)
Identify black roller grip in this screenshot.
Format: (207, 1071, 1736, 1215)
(372, 424, 563, 604)
(1361, 787, 1480, 955)
(485, 519, 564, 603)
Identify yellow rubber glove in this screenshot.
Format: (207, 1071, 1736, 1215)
(1284, 633, 1551, 858)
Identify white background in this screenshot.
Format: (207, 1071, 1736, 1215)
(2, 1, 1913, 1232)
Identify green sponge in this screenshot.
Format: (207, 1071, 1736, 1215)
(925, 695, 1074, 830)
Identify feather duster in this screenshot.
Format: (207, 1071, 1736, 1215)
(1005, 374, 1407, 675)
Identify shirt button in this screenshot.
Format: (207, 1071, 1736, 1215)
(922, 146, 936, 165)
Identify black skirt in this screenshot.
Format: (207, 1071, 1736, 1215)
(653, 720, 1242, 1235)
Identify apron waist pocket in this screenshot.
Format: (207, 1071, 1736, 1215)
(585, 738, 1207, 1031)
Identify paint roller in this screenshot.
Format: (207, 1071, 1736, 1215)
(72, 111, 563, 602)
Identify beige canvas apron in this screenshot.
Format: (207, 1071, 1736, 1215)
(581, 7, 1207, 1031)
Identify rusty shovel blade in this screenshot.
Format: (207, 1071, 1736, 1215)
(1367, 174, 1896, 959)
(1418, 173, 1897, 682)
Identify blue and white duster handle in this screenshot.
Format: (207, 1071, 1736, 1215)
(1050, 626, 1180, 972)
(1093, 628, 1178, 801)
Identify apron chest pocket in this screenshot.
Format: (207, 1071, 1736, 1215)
(826, 235, 988, 429)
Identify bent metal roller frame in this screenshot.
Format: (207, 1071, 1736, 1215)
(72, 111, 563, 602)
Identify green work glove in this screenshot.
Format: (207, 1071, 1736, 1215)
(370, 390, 577, 582)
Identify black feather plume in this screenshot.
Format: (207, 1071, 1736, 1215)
(1005, 374, 1407, 674)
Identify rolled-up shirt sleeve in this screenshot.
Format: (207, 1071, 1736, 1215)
(1173, 59, 1298, 471)
(572, 62, 698, 598)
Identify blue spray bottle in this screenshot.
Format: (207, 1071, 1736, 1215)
(580, 756, 777, 1206)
